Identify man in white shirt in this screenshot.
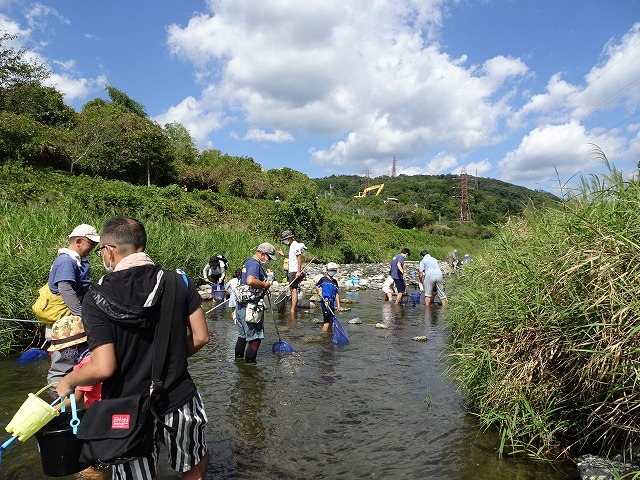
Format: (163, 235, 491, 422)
(278, 230, 306, 314)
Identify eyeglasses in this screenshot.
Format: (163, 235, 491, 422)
(95, 244, 116, 257)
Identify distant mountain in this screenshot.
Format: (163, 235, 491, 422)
(313, 173, 559, 225)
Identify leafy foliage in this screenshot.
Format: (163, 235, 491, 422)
(446, 158, 640, 459)
(315, 173, 558, 227)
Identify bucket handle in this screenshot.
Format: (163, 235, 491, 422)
(42, 383, 66, 413)
(69, 393, 80, 435)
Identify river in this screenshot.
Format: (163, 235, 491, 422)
(0, 289, 580, 479)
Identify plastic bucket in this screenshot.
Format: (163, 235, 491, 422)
(35, 410, 89, 477)
(211, 286, 226, 302)
(410, 293, 421, 305)
(5, 385, 60, 442)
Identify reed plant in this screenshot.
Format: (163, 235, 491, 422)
(446, 155, 640, 460)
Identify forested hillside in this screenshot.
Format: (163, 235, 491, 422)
(314, 174, 558, 226)
(1, 31, 557, 234)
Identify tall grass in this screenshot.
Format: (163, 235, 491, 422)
(446, 156, 640, 460)
(0, 203, 267, 353)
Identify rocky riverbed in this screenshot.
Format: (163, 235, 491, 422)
(198, 260, 454, 306)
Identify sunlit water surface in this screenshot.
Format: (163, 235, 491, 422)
(0, 290, 580, 479)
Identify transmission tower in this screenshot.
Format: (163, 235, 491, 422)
(458, 167, 471, 222)
(391, 155, 397, 179)
(363, 169, 371, 188)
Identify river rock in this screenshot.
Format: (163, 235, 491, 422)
(577, 454, 639, 480)
(412, 336, 428, 342)
(375, 323, 389, 329)
(348, 317, 362, 324)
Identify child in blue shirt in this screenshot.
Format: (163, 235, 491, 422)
(315, 262, 341, 332)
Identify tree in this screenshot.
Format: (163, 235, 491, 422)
(273, 191, 325, 246)
(0, 82, 76, 127)
(0, 33, 49, 90)
(105, 85, 147, 118)
(57, 103, 120, 173)
(164, 122, 197, 165)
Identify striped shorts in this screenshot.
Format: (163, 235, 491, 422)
(112, 391, 208, 480)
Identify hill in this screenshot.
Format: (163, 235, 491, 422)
(313, 173, 558, 226)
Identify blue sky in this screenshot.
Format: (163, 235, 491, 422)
(1, 0, 639, 193)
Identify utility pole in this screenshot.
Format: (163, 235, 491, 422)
(458, 167, 471, 222)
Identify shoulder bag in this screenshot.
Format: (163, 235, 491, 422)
(76, 270, 179, 465)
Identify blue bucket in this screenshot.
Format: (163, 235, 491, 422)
(211, 285, 226, 302)
(410, 293, 421, 305)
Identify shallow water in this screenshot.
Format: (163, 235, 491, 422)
(0, 290, 580, 479)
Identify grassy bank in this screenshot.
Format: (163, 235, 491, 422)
(446, 162, 640, 460)
(0, 202, 267, 354)
(0, 164, 483, 353)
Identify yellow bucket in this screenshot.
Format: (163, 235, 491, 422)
(5, 384, 61, 442)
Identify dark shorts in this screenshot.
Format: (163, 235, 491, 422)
(393, 277, 406, 293)
(287, 272, 302, 290)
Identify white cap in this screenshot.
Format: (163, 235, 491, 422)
(69, 224, 100, 243)
(327, 262, 338, 272)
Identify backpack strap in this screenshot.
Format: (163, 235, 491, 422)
(148, 270, 179, 433)
(176, 269, 190, 304)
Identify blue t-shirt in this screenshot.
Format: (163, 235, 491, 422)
(241, 257, 266, 285)
(419, 254, 441, 277)
(48, 253, 91, 296)
(316, 275, 339, 311)
(390, 253, 405, 279)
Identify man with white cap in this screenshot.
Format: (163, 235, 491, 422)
(46, 223, 99, 383)
(234, 242, 276, 363)
(277, 230, 306, 315)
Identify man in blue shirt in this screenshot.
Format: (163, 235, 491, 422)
(418, 249, 448, 307)
(235, 243, 276, 363)
(390, 248, 410, 305)
(47, 224, 99, 383)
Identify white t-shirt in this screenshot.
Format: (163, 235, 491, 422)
(382, 275, 395, 294)
(288, 240, 305, 273)
(226, 277, 240, 298)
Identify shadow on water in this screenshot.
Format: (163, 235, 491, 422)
(0, 290, 580, 479)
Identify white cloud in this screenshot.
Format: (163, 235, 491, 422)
(244, 129, 293, 143)
(165, 0, 528, 174)
(25, 3, 69, 30)
(43, 72, 106, 102)
(153, 88, 227, 149)
(498, 122, 626, 188)
(0, 13, 29, 38)
(576, 23, 640, 116)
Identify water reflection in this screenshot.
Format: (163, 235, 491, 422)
(228, 363, 270, 465)
(0, 290, 580, 480)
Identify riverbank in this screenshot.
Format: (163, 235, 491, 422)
(200, 260, 456, 305)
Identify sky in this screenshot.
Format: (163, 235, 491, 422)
(1, 0, 639, 194)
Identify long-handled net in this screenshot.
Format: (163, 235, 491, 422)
(323, 300, 350, 346)
(267, 295, 296, 353)
(274, 257, 317, 313)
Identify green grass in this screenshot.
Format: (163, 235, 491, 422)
(446, 155, 640, 460)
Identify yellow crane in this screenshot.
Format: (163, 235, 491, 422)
(354, 183, 384, 198)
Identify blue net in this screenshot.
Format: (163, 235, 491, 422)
(332, 317, 350, 346)
(272, 340, 296, 353)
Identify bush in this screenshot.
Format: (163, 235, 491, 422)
(446, 161, 640, 459)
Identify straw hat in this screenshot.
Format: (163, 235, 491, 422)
(47, 315, 87, 352)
